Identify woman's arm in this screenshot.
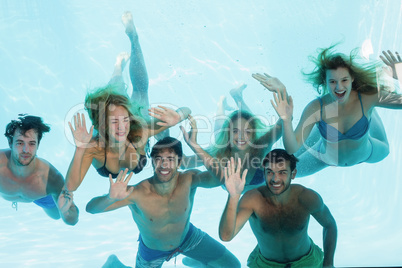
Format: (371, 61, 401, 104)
(254, 117, 283, 150)
(47, 165, 79, 225)
(272, 90, 320, 154)
(66, 113, 95, 191)
(249, 74, 289, 150)
(375, 89, 402, 109)
(181, 115, 224, 178)
(86, 169, 134, 214)
(57, 190, 79, 226)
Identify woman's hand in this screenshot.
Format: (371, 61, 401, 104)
(380, 50, 402, 79)
(180, 115, 198, 147)
(68, 113, 94, 148)
(57, 188, 74, 214)
(271, 88, 294, 122)
(252, 73, 287, 98)
(148, 105, 182, 127)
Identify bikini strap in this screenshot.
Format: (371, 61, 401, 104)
(102, 146, 107, 167)
(318, 97, 323, 119)
(131, 142, 137, 150)
(357, 91, 365, 116)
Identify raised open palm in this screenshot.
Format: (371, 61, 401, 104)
(271, 89, 293, 121)
(68, 113, 94, 148)
(108, 169, 134, 201)
(224, 157, 248, 197)
(149, 105, 181, 127)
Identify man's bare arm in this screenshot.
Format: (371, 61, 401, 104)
(86, 169, 134, 214)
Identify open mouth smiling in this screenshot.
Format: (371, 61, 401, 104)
(334, 90, 346, 98)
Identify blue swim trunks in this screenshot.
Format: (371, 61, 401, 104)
(135, 223, 227, 268)
(33, 195, 56, 209)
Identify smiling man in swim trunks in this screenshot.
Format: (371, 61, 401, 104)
(219, 149, 337, 267)
(0, 114, 78, 225)
(87, 136, 240, 268)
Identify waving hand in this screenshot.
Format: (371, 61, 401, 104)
(271, 88, 293, 122)
(380, 50, 402, 79)
(68, 113, 94, 148)
(148, 105, 182, 127)
(224, 157, 248, 197)
(180, 115, 198, 147)
(252, 73, 286, 98)
(108, 169, 134, 201)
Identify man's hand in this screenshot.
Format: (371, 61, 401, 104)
(108, 169, 134, 201)
(224, 157, 248, 197)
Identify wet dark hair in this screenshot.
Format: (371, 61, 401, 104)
(262, 149, 298, 172)
(4, 114, 50, 146)
(150, 137, 183, 162)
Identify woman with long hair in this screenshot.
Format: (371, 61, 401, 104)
(65, 11, 190, 193)
(265, 46, 402, 177)
(182, 107, 282, 192)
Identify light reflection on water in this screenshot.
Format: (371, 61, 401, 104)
(0, 0, 401, 267)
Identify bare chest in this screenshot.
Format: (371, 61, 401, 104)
(131, 186, 193, 226)
(252, 204, 310, 236)
(0, 168, 47, 201)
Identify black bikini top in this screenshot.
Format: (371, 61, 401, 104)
(96, 144, 147, 178)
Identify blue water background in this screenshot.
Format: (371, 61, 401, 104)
(0, 0, 401, 267)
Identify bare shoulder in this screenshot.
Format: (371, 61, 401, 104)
(130, 177, 158, 194)
(0, 149, 10, 167)
(360, 90, 379, 109)
(240, 187, 265, 205)
(296, 184, 323, 213)
(84, 140, 103, 157)
(31, 157, 51, 175)
(181, 169, 200, 180)
(39, 158, 64, 194)
(300, 98, 321, 122)
(305, 98, 322, 113)
(124, 177, 152, 202)
(45, 161, 64, 180)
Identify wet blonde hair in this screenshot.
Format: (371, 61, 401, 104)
(208, 110, 269, 160)
(303, 44, 386, 96)
(84, 84, 146, 147)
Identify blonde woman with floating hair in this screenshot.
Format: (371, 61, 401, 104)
(262, 45, 402, 177)
(66, 85, 190, 195)
(181, 107, 283, 193)
(65, 10, 190, 201)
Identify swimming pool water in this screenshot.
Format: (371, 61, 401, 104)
(0, 0, 401, 267)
